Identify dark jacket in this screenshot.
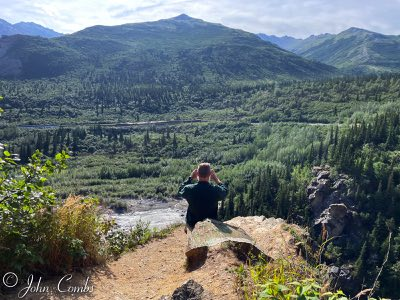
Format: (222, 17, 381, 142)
(178, 177, 228, 227)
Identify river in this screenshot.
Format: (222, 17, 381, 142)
(106, 198, 188, 230)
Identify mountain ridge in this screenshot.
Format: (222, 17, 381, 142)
(0, 18, 62, 38)
(258, 27, 400, 73)
(0, 14, 336, 81)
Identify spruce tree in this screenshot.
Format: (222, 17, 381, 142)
(354, 239, 370, 280)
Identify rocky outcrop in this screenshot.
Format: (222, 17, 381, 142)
(307, 165, 360, 239)
(161, 216, 308, 300)
(308, 165, 355, 217)
(160, 279, 209, 300)
(185, 218, 267, 269)
(327, 265, 355, 294)
(315, 203, 352, 238)
(185, 217, 308, 269)
(308, 166, 365, 295)
(226, 216, 308, 260)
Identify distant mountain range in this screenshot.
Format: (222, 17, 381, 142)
(257, 34, 304, 51)
(1, 14, 399, 81)
(258, 28, 400, 73)
(0, 14, 334, 81)
(0, 18, 62, 38)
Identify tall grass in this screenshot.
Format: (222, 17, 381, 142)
(43, 196, 108, 273)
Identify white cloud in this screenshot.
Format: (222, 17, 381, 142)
(0, 0, 398, 37)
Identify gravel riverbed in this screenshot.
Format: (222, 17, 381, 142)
(105, 198, 188, 230)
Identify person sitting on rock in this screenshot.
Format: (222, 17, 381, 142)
(178, 163, 228, 232)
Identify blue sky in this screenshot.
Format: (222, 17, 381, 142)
(0, 0, 399, 37)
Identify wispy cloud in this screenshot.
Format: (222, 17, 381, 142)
(0, 0, 399, 37)
(109, 0, 187, 18)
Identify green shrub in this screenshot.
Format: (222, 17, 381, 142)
(99, 166, 114, 179)
(0, 143, 173, 275)
(106, 220, 179, 258)
(44, 195, 110, 272)
(236, 257, 349, 300)
(107, 199, 128, 213)
(0, 149, 70, 274)
(127, 164, 161, 178)
(257, 279, 348, 300)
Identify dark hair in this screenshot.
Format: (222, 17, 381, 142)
(198, 163, 211, 178)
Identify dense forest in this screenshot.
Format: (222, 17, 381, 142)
(0, 73, 399, 124)
(1, 73, 400, 297)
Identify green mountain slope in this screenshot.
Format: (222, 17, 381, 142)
(0, 14, 335, 81)
(259, 28, 400, 73)
(0, 35, 85, 78)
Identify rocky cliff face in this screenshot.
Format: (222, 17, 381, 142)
(307, 165, 364, 241)
(308, 166, 354, 215)
(307, 165, 365, 294)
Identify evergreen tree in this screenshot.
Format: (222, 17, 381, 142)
(354, 239, 370, 280)
(236, 193, 245, 216)
(371, 213, 388, 251)
(225, 192, 235, 220)
(172, 133, 178, 149)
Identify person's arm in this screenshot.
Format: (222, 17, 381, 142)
(177, 168, 198, 197)
(178, 176, 192, 197)
(215, 182, 228, 199)
(210, 169, 228, 199)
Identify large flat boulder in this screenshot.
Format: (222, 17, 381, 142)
(186, 217, 307, 267)
(226, 216, 307, 260)
(185, 219, 267, 267)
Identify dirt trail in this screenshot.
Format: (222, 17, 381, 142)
(81, 225, 240, 300)
(5, 225, 240, 300)
(5, 217, 304, 300)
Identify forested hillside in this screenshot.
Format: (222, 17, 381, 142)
(0, 73, 399, 124)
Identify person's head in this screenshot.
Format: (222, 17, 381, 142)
(198, 162, 211, 181)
